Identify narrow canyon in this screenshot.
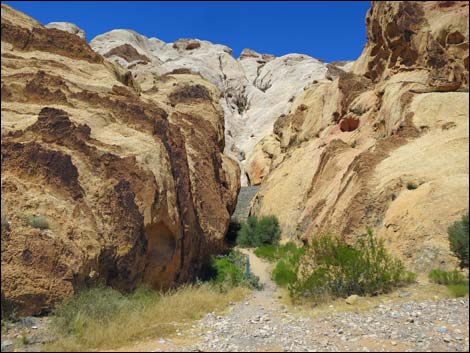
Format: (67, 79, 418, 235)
(1, 0, 468, 323)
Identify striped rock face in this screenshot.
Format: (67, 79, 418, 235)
(89, 30, 344, 185)
(1, 4, 239, 315)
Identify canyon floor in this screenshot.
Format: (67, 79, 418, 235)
(113, 250, 469, 353)
(1, 250, 469, 353)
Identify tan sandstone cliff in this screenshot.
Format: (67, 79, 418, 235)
(0, 4, 239, 315)
(249, 1, 469, 273)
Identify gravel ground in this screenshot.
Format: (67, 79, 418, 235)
(152, 250, 470, 352)
(166, 290, 469, 352)
(2, 250, 469, 352)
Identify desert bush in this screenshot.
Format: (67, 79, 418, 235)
(448, 214, 469, 268)
(272, 260, 298, 287)
(237, 215, 281, 248)
(211, 250, 262, 290)
(428, 269, 467, 285)
(255, 242, 304, 263)
(255, 242, 305, 287)
(48, 283, 248, 351)
(254, 244, 279, 262)
(428, 269, 469, 298)
(289, 229, 415, 303)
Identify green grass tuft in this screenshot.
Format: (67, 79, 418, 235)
(428, 269, 467, 285)
(447, 284, 469, 298)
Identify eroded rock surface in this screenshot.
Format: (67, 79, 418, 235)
(250, 1, 469, 272)
(45, 22, 86, 39)
(1, 4, 239, 315)
(89, 31, 341, 185)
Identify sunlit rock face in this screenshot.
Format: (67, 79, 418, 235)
(45, 21, 86, 39)
(90, 31, 340, 185)
(249, 1, 469, 273)
(1, 4, 239, 315)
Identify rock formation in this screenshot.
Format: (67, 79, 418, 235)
(1, 0, 468, 316)
(45, 21, 86, 39)
(249, 1, 469, 272)
(89, 31, 341, 185)
(1, 4, 239, 315)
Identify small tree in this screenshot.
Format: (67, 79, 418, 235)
(448, 214, 469, 268)
(237, 215, 281, 248)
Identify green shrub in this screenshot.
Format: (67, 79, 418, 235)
(24, 215, 49, 230)
(448, 214, 469, 268)
(447, 284, 469, 298)
(254, 244, 279, 262)
(406, 182, 418, 190)
(289, 229, 415, 303)
(255, 242, 305, 287)
(272, 260, 297, 287)
(255, 242, 304, 263)
(428, 269, 467, 285)
(237, 215, 281, 248)
(211, 250, 262, 290)
(428, 268, 469, 298)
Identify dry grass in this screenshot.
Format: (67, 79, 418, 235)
(44, 284, 249, 352)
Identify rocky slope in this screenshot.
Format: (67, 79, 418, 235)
(250, 1, 469, 272)
(1, 4, 239, 315)
(89, 30, 346, 185)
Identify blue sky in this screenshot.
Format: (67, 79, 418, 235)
(4, 1, 371, 62)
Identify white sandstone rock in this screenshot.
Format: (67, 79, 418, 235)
(45, 21, 86, 39)
(90, 30, 337, 185)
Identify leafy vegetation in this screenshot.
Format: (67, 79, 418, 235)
(255, 242, 304, 263)
(428, 269, 467, 285)
(210, 250, 262, 290)
(272, 260, 298, 287)
(289, 230, 416, 304)
(448, 214, 469, 268)
(236, 215, 281, 248)
(447, 284, 469, 298)
(428, 269, 469, 298)
(255, 242, 306, 287)
(46, 284, 248, 351)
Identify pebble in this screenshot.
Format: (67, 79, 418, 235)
(437, 326, 447, 333)
(182, 297, 468, 352)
